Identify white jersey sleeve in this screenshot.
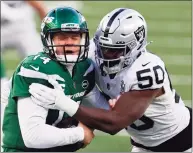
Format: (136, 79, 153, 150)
(17, 97, 84, 148)
(129, 51, 166, 91)
(81, 85, 110, 110)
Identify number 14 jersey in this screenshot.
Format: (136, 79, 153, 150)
(93, 50, 190, 147)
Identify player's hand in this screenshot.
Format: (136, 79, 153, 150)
(108, 95, 120, 109)
(78, 122, 95, 148)
(29, 83, 66, 110)
(29, 83, 79, 116)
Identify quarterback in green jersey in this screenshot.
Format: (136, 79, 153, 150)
(2, 7, 96, 152)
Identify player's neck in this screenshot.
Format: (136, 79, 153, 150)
(66, 64, 75, 76)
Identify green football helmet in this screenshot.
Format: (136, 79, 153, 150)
(41, 7, 89, 64)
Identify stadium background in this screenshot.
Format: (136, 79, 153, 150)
(1, 1, 191, 152)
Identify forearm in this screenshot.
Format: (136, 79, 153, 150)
(22, 123, 84, 148)
(18, 97, 84, 148)
(53, 91, 129, 134)
(74, 106, 124, 135)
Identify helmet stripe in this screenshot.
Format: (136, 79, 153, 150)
(104, 8, 126, 37)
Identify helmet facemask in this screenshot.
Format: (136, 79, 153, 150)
(40, 7, 90, 66)
(44, 29, 89, 65)
(94, 34, 145, 75)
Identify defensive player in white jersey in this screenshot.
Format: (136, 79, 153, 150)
(4, 8, 192, 152)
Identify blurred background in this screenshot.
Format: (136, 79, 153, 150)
(1, 1, 191, 152)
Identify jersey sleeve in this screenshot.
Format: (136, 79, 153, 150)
(11, 54, 54, 99)
(129, 55, 166, 91)
(11, 64, 50, 98)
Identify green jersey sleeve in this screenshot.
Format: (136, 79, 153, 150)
(11, 52, 64, 99)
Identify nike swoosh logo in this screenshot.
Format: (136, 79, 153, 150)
(142, 62, 150, 67)
(30, 65, 39, 71)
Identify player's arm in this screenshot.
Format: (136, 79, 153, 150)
(74, 88, 161, 134)
(29, 83, 162, 135)
(73, 61, 165, 134)
(17, 96, 84, 148)
(25, 1, 47, 20)
(29, 55, 165, 135)
(73, 60, 165, 134)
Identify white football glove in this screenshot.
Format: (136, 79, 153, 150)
(29, 82, 79, 117)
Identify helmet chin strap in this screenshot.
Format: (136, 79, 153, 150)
(52, 41, 79, 66)
(55, 54, 78, 66)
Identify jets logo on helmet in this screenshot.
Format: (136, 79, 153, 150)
(43, 17, 54, 24)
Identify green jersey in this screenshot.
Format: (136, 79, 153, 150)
(2, 52, 95, 152)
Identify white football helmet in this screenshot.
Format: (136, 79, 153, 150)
(94, 8, 149, 75)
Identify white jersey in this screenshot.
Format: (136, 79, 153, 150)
(88, 39, 190, 147)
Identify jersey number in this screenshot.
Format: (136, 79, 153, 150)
(136, 65, 164, 89)
(131, 65, 164, 130)
(33, 55, 51, 64)
(130, 115, 154, 131)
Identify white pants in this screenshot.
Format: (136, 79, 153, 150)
(131, 146, 192, 152)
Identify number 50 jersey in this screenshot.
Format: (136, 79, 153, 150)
(90, 47, 190, 147)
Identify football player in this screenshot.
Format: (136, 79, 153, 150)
(29, 8, 192, 152)
(1, 7, 97, 152)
